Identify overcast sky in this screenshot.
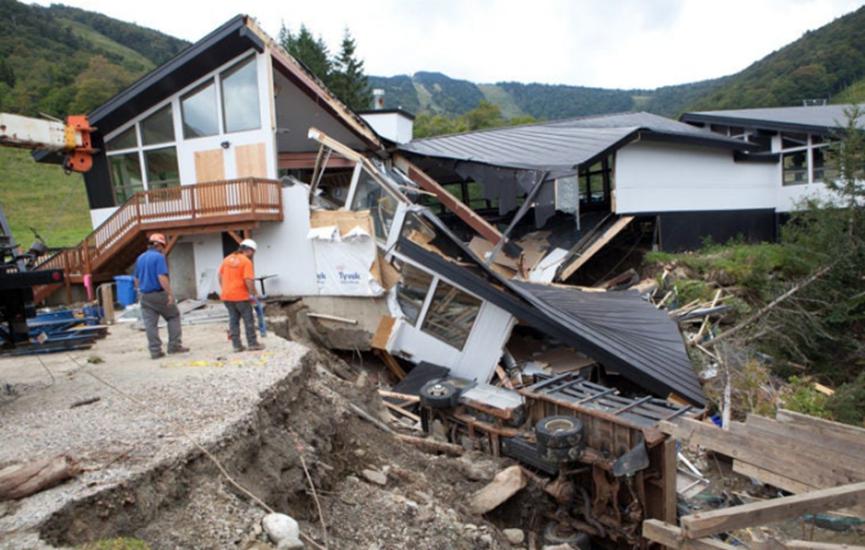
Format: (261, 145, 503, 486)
(29, 0, 865, 89)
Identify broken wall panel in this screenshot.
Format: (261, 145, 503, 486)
(308, 209, 384, 297)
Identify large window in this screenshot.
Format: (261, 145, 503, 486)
(421, 279, 481, 350)
(181, 80, 219, 139)
(395, 260, 482, 351)
(106, 104, 179, 203)
(181, 55, 261, 139)
(779, 132, 837, 186)
(221, 56, 260, 133)
(351, 170, 399, 241)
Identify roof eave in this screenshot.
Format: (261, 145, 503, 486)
(680, 112, 836, 136)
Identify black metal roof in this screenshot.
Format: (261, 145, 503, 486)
(681, 104, 865, 135)
(398, 111, 754, 177)
(357, 108, 416, 120)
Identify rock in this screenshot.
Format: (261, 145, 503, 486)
(503, 528, 525, 544)
(362, 468, 387, 486)
(468, 465, 527, 515)
(456, 452, 497, 481)
(478, 533, 494, 547)
(542, 545, 574, 550)
(262, 513, 302, 549)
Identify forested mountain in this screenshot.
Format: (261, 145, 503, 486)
(0, 0, 188, 117)
(369, 5, 865, 120)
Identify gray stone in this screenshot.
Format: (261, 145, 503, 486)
(542, 545, 574, 550)
(503, 528, 525, 544)
(362, 468, 387, 486)
(262, 513, 303, 549)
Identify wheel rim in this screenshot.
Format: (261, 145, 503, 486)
(428, 383, 450, 398)
(545, 418, 575, 433)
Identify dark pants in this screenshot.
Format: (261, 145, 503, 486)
(224, 300, 257, 349)
(140, 291, 182, 356)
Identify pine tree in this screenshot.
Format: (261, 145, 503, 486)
(330, 28, 372, 111)
(284, 24, 332, 87)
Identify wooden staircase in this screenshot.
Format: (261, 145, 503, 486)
(33, 178, 284, 303)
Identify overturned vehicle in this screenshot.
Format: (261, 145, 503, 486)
(290, 128, 706, 547)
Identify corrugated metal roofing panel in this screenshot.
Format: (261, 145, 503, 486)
(682, 104, 865, 133)
(399, 111, 751, 175)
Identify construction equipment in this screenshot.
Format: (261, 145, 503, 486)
(0, 112, 93, 347)
(0, 113, 95, 173)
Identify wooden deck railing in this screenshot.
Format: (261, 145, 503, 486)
(37, 178, 283, 279)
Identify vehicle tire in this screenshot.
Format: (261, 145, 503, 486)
(535, 415, 584, 449)
(543, 522, 591, 548)
(419, 380, 460, 409)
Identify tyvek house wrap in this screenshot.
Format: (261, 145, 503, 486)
(308, 217, 384, 297)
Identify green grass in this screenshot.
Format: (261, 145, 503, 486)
(61, 19, 155, 73)
(0, 148, 91, 247)
(477, 83, 527, 119)
(833, 75, 865, 103)
(646, 241, 812, 298)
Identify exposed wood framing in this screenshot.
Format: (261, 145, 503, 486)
(680, 482, 865, 539)
(642, 519, 735, 549)
(278, 151, 355, 170)
(375, 349, 407, 380)
(558, 215, 634, 280)
(392, 153, 506, 250)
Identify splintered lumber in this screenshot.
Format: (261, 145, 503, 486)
(383, 401, 421, 422)
(377, 389, 420, 404)
(776, 408, 865, 444)
(375, 349, 406, 380)
(659, 418, 863, 490)
(558, 215, 634, 280)
(395, 434, 464, 456)
(785, 542, 865, 549)
(0, 455, 80, 500)
(642, 519, 735, 549)
(679, 481, 865, 539)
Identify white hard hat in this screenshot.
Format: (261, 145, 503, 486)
(240, 239, 257, 251)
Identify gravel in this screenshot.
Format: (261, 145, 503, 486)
(0, 323, 309, 546)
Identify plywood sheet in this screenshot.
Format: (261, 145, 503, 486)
(194, 149, 225, 183)
(235, 143, 268, 178)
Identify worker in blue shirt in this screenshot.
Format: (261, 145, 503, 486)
(134, 233, 189, 359)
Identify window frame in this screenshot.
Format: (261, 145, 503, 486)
(778, 132, 837, 187)
(392, 253, 483, 352)
(219, 54, 261, 134)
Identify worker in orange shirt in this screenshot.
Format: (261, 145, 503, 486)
(218, 239, 264, 351)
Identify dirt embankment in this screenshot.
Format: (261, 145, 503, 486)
(31, 343, 521, 550)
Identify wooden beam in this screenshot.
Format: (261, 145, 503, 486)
(776, 409, 865, 444)
(163, 234, 180, 256)
(226, 230, 243, 245)
(680, 481, 865, 539)
(558, 215, 634, 280)
(785, 541, 865, 549)
(642, 519, 736, 549)
(375, 349, 406, 380)
(660, 418, 861, 489)
(278, 151, 355, 170)
(393, 153, 506, 249)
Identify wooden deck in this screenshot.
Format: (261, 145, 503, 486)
(34, 178, 283, 302)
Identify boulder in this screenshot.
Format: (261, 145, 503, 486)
(262, 513, 303, 549)
(503, 528, 525, 544)
(362, 468, 387, 486)
(468, 465, 526, 515)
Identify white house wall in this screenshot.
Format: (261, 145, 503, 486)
(89, 206, 117, 230)
(191, 233, 224, 300)
(614, 141, 776, 214)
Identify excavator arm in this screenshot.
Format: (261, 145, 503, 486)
(0, 113, 94, 173)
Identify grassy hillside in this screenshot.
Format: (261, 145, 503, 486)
(0, 148, 90, 247)
(690, 6, 865, 110)
(0, 0, 189, 247)
(0, 0, 188, 117)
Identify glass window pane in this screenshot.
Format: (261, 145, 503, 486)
(396, 263, 433, 326)
(140, 104, 175, 145)
(221, 56, 260, 133)
(106, 126, 137, 151)
(812, 147, 838, 183)
(144, 147, 180, 189)
(181, 80, 219, 138)
(351, 170, 398, 240)
(782, 151, 808, 186)
(781, 132, 808, 149)
(421, 279, 481, 350)
(108, 152, 143, 203)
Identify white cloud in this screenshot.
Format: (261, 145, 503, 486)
(27, 0, 865, 88)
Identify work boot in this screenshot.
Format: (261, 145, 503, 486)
(167, 345, 190, 354)
(233, 345, 246, 352)
(247, 343, 265, 351)
(151, 351, 165, 359)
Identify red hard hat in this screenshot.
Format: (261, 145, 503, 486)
(149, 233, 167, 246)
